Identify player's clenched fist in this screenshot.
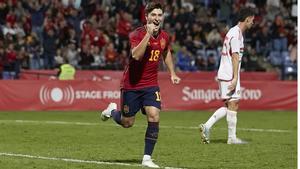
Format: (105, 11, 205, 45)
(146, 22, 160, 35)
(171, 74, 181, 84)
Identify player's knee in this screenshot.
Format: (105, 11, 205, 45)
(122, 123, 133, 128)
(122, 121, 134, 128)
(228, 102, 239, 111)
(121, 116, 135, 128)
(147, 114, 159, 122)
(144, 106, 160, 121)
(148, 111, 160, 121)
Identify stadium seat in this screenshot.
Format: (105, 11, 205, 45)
(205, 50, 218, 59)
(281, 51, 290, 64)
(2, 71, 16, 79)
(272, 38, 288, 51)
(281, 51, 297, 80)
(268, 51, 283, 66)
(196, 49, 206, 60)
(206, 49, 218, 70)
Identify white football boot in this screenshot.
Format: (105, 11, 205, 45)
(100, 103, 117, 121)
(142, 155, 159, 168)
(227, 137, 248, 144)
(199, 124, 210, 144)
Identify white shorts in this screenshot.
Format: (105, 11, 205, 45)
(218, 79, 241, 101)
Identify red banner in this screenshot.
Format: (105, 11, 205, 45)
(19, 70, 280, 81)
(0, 79, 296, 111)
(162, 80, 297, 111)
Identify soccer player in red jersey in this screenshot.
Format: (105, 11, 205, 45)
(100, 2, 181, 168)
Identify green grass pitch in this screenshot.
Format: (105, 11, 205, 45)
(0, 110, 296, 169)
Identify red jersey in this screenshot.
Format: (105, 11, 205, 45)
(121, 26, 170, 90)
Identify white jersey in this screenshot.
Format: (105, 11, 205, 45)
(217, 25, 244, 81)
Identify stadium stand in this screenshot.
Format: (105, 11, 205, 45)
(0, 0, 297, 80)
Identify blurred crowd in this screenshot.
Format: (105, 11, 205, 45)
(0, 0, 297, 80)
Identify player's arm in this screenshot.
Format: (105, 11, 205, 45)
(131, 23, 156, 60)
(131, 32, 151, 60)
(228, 34, 240, 91)
(163, 49, 181, 84)
(228, 52, 239, 91)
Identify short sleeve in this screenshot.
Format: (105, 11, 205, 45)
(230, 35, 240, 53)
(163, 32, 171, 52)
(129, 31, 142, 48)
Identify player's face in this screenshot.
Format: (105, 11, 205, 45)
(146, 8, 164, 31)
(246, 16, 255, 29)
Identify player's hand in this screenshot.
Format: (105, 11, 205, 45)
(228, 79, 237, 91)
(146, 21, 159, 35)
(146, 23, 155, 35)
(171, 74, 181, 84)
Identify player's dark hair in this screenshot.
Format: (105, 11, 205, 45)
(237, 8, 255, 22)
(145, 1, 164, 15)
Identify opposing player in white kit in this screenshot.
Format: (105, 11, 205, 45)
(199, 8, 255, 144)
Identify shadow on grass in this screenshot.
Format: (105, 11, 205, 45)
(104, 159, 193, 169)
(211, 138, 252, 144)
(104, 159, 140, 163)
(210, 139, 227, 144)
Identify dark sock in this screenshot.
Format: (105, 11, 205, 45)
(144, 122, 159, 155)
(111, 110, 122, 125)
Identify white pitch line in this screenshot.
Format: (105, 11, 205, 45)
(0, 120, 293, 133)
(14, 120, 98, 126)
(0, 152, 186, 169)
(238, 127, 292, 133)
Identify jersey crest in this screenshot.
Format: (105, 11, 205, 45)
(160, 38, 166, 50)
